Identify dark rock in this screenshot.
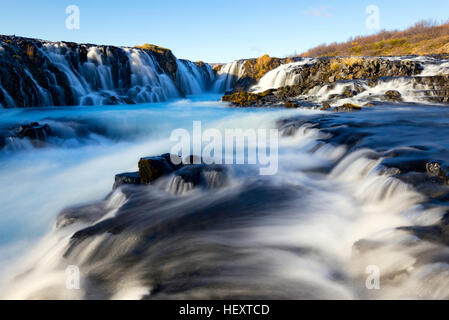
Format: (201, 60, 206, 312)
(426, 161, 449, 184)
(385, 90, 402, 101)
(222, 91, 265, 107)
(138, 156, 175, 184)
(17, 122, 51, 140)
(161, 153, 183, 170)
(183, 155, 202, 165)
(172, 164, 227, 189)
(113, 172, 141, 190)
(333, 103, 362, 112)
(396, 172, 449, 198)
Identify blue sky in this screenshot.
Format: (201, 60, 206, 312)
(1, 0, 448, 62)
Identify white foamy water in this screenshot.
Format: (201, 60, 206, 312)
(213, 60, 247, 92)
(0, 41, 214, 108)
(0, 97, 447, 299)
(251, 58, 317, 92)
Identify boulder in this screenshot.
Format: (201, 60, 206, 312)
(426, 161, 449, 184)
(17, 122, 51, 140)
(113, 172, 141, 190)
(138, 156, 176, 184)
(385, 90, 402, 101)
(333, 103, 362, 112)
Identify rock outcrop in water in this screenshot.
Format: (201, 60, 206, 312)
(0, 35, 215, 108)
(0, 121, 53, 150)
(114, 153, 227, 192)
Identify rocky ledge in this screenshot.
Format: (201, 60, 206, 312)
(223, 74, 449, 110)
(221, 56, 449, 109)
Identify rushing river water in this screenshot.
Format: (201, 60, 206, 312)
(1, 95, 449, 299)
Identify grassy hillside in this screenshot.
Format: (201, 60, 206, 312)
(301, 20, 449, 57)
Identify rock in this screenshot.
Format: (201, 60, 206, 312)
(333, 103, 362, 112)
(222, 91, 265, 107)
(138, 156, 176, 184)
(426, 161, 449, 184)
(17, 122, 51, 140)
(385, 90, 402, 101)
(320, 103, 331, 110)
(136, 44, 178, 81)
(183, 155, 202, 165)
(397, 172, 449, 198)
(159, 153, 183, 170)
(114, 153, 225, 191)
(172, 164, 227, 189)
(284, 101, 297, 109)
(113, 172, 141, 190)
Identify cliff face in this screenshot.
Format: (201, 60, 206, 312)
(0, 35, 214, 108)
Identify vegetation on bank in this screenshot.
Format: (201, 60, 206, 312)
(135, 43, 171, 55)
(301, 20, 449, 57)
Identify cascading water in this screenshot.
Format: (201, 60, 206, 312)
(246, 56, 449, 105)
(0, 39, 215, 108)
(176, 59, 215, 95)
(1, 100, 449, 299)
(212, 60, 247, 92)
(251, 58, 317, 92)
(3, 35, 449, 300)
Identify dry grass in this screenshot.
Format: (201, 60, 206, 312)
(244, 54, 281, 80)
(135, 43, 170, 54)
(330, 57, 363, 71)
(302, 20, 449, 57)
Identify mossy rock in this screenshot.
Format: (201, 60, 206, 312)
(321, 103, 332, 110)
(284, 101, 297, 109)
(222, 91, 265, 106)
(138, 156, 175, 184)
(334, 103, 362, 112)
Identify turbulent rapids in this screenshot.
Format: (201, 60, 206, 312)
(2, 36, 449, 300)
(1, 100, 449, 299)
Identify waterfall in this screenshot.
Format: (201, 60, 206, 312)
(251, 58, 317, 92)
(0, 39, 215, 108)
(176, 60, 214, 95)
(212, 60, 247, 92)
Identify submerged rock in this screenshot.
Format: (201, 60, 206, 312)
(17, 122, 51, 140)
(0, 121, 53, 150)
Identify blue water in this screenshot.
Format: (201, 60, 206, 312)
(0, 94, 312, 255)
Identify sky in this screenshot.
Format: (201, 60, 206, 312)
(0, 0, 448, 62)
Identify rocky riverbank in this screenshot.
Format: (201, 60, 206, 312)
(220, 56, 449, 109)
